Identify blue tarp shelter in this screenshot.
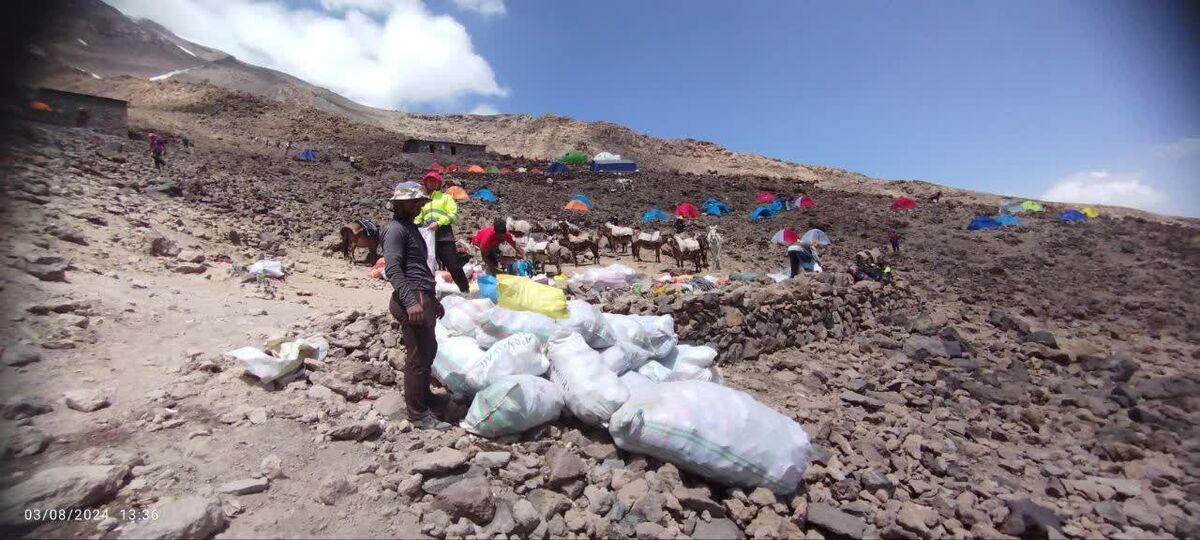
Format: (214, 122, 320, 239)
(1059, 210, 1087, 222)
(967, 216, 1002, 231)
(750, 206, 778, 221)
(472, 188, 498, 203)
(642, 209, 670, 222)
(297, 149, 316, 161)
(546, 162, 569, 174)
(995, 214, 1020, 227)
(703, 199, 730, 216)
(570, 194, 594, 208)
(590, 159, 638, 173)
(768, 200, 787, 213)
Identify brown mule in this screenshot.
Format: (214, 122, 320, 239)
(339, 222, 379, 264)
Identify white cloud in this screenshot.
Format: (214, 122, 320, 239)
(450, 0, 506, 16)
(469, 103, 499, 115)
(1041, 170, 1168, 213)
(1153, 137, 1200, 161)
(107, 0, 506, 109)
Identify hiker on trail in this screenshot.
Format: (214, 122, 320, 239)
(472, 218, 525, 276)
(382, 181, 449, 431)
(416, 171, 469, 293)
(147, 132, 166, 171)
(888, 229, 903, 254)
(787, 241, 821, 278)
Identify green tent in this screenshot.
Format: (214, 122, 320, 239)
(1021, 200, 1044, 212)
(486, 165, 501, 173)
(560, 150, 589, 165)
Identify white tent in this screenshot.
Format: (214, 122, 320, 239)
(593, 151, 622, 161)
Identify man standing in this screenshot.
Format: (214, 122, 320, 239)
(416, 171, 469, 292)
(888, 229, 903, 254)
(147, 133, 166, 171)
(382, 181, 449, 431)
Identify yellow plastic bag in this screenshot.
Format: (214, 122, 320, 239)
(497, 275, 570, 320)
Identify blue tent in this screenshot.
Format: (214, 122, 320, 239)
(642, 209, 670, 222)
(570, 194, 594, 208)
(967, 216, 1002, 231)
(702, 198, 730, 216)
(297, 149, 316, 161)
(768, 200, 787, 213)
(1059, 210, 1087, 222)
(590, 159, 638, 173)
(995, 214, 1020, 227)
(750, 206, 778, 221)
(472, 188, 498, 203)
(546, 162, 569, 174)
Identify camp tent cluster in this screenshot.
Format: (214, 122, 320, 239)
(966, 201, 1101, 230)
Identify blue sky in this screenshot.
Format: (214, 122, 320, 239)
(111, 0, 1200, 215)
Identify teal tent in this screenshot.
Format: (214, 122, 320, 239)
(642, 209, 670, 222)
(472, 188, 498, 203)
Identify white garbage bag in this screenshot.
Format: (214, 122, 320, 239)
(476, 308, 559, 350)
(562, 300, 616, 349)
(637, 360, 674, 382)
(664, 344, 718, 369)
(224, 334, 327, 383)
(665, 361, 724, 384)
(548, 329, 629, 426)
(619, 371, 658, 403)
(245, 260, 285, 278)
(420, 228, 438, 276)
(461, 375, 565, 438)
(604, 314, 651, 351)
(433, 336, 485, 399)
(582, 264, 637, 290)
(465, 333, 549, 392)
(609, 380, 812, 495)
(440, 297, 495, 337)
(627, 314, 678, 359)
(599, 341, 653, 374)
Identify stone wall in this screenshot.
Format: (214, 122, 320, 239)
(607, 276, 920, 363)
(32, 88, 128, 136)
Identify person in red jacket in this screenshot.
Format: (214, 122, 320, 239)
(472, 218, 525, 275)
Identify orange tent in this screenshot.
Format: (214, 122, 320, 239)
(29, 101, 52, 113)
(564, 200, 590, 211)
(466, 165, 485, 173)
(445, 186, 469, 201)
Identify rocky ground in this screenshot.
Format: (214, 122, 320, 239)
(0, 91, 1198, 540)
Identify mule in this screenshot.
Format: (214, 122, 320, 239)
(339, 221, 379, 264)
(632, 230, 665, 263)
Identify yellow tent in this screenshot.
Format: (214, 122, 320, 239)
(1082, 207, 1099, 218)
(564, 200, 590, 211)
(445, 186, 469, 201)
(466, 165, 485, 173)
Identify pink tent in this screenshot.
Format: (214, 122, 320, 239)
(891, 196, 917, 210)
(756, 192, 777, 203)
(675, 202, 700, 219)
(771, 228, 799, 245)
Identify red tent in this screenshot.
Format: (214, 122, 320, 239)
(756, 192, 777, 203)
(446, 164, 459, 172)
(891, 196, 917, 210)
(798, 196, 815, 209)
(499, 167, 511, 173)
(428, 163, 445, 173)
(531, 167, 542, 174)
(675, 202, 700, 219)
(771, 228, 799, 245)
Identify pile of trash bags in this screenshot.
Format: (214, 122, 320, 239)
(434, 295, 812, 495)
(224, 335, 329, 383)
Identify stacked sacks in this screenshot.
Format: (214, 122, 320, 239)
(430, 295, 812, 495)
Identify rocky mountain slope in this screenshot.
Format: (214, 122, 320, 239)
(0, 83, 1197, 538)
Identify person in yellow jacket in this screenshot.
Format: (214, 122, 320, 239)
(416, 171, 469, 292)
